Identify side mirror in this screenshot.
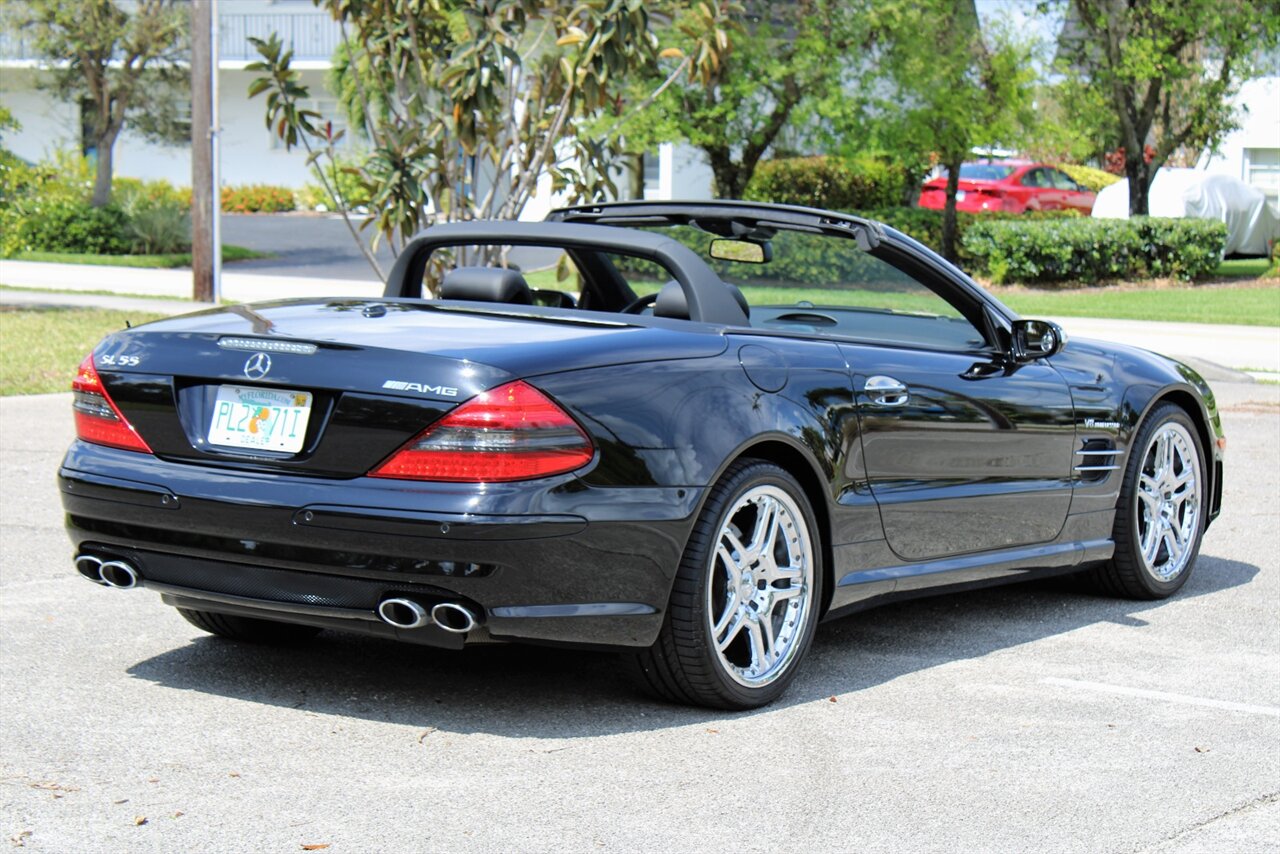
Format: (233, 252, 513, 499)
(1012, 319, 1067, 361)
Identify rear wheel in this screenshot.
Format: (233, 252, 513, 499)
(1087, 404, 1206, 599)
(177, 608, 323, 644)
(628, 460, 823, 710)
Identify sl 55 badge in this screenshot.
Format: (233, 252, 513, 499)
(98, 353, 141, 367)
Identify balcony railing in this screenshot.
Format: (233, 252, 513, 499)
(219, 13, 340, 62)
(1, 12, 340, 64)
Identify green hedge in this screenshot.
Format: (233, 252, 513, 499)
(6, 200, 133, 255)
(962, 217, 1227, 284)
(745, 155, 911, 210)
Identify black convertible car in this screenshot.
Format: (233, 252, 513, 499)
(60, 201, 1223, 709)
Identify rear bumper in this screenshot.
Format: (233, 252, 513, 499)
(60, 441, 701, 650)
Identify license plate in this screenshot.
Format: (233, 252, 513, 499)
(208, 385, 312, 454)
(956, 190, 967, 201)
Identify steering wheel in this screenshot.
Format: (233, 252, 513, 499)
(620, 292, 659, 314)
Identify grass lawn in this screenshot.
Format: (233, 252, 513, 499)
(988, 283, 1280, 326)
(13, 244, 268, 269)
(0, 307, 166, 395)
(1216, 257, 1280, 279)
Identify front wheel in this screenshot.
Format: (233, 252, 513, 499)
(628, 460, 824, 710)
(1087, 403, 1207, 599)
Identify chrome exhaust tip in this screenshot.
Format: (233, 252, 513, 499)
(377, 598, 430, 630)
(74, 554, 106, 584)
(430, 602, 479, 634)
(98, 560, 140, 590)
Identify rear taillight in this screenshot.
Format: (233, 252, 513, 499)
(71, 354, 152, 453)
(369, 380, 594, 482)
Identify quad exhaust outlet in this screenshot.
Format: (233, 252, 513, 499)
(430, 602, 479, 634)
(74, 554, 140, 589)
(376, 598, 431, 630)
(376, 597, 480, 633)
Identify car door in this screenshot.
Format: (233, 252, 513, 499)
(832, 251, 1077, 564)
(1020, 167, 1063, 210)
(1049, 169, 1095, 214)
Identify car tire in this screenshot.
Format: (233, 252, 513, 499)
(177, 608, 323, 644)
(627, 460, 824, 710)
(1087, 403, 1207, 599)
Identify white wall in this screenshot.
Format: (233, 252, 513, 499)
(660, 143, 715, 200)
(2, 67, 340, 189)
(1197, 76, 1280, 210)
(0, 68, 79, 162)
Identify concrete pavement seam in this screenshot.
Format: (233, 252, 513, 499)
(1133, 790, 1280, 853)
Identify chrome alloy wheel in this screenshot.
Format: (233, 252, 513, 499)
(1135, 422, 1201, 581)
(707, 485, 814, 688)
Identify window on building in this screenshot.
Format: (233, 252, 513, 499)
(642, 151, 662, 197)
(1244, 148, 1280, 199)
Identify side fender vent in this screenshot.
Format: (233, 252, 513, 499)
(1075, 438, 1121, 482)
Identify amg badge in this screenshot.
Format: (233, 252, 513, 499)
(382, 380, 459, 397)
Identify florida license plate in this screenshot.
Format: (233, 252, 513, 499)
(208, 385, 312, 454)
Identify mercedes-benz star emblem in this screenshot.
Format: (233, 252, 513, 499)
(243, 352, 272, 380)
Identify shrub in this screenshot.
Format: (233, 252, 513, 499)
(745, 155, 911, 210)
(961, 217, 1227, 284)
(298, 155, 373, 211)
(115, 176, 189, 208)
(221, 183, 296, 213)
(1058, 164, 1121, 193)
(122, 196, 191, 254)
(859, 207, 1079, 260)
(9, 200, 133, 255)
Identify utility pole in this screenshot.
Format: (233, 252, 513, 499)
(190, 0, 220, 303)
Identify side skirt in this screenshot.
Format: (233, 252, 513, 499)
(823, 538, 1114, 623)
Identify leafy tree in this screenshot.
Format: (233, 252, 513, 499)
(1059, 0, 1280, 215)
(618, 1, 867, 199)
(873, 0, 1037, 261)
(6, 0, 188, 207)
(250, 0, 731, 281)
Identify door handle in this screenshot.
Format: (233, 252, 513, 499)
(864, 375, 909, 407)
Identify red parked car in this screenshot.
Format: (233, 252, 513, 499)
(917, 161, 1096, 214)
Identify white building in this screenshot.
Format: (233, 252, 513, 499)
(0, 0, 712, 218)
(1196, 75, 1280, 215)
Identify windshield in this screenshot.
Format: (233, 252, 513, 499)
(614, 223, 990, 351)
(625, 224, 966, 320)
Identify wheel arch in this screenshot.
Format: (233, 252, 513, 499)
(1130, 384, 1222, 522)
(699, 434, 837, 619)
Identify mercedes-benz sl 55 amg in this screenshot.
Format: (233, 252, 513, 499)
(60, 201, 1223, 709)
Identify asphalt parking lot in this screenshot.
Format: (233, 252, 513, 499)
(1, 383, 1277, 853)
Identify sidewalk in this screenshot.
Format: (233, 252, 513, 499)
(2, 258, 1277, 377)
(0, 259, 380, 302)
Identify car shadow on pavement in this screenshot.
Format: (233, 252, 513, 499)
(125, 553, 1257, 735)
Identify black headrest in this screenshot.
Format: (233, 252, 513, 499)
(440, 267, 532, 304)
(654, 280, 749, 321)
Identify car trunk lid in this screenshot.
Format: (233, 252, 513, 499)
(89, 298, 725, 477)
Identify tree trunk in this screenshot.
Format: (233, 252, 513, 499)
(627, 153, 645, 200)
(90, 129, 117, 207)
(941, 156, 963, 264)
(705, 147, 744, 199)
(1127, 154, 1152, 217)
